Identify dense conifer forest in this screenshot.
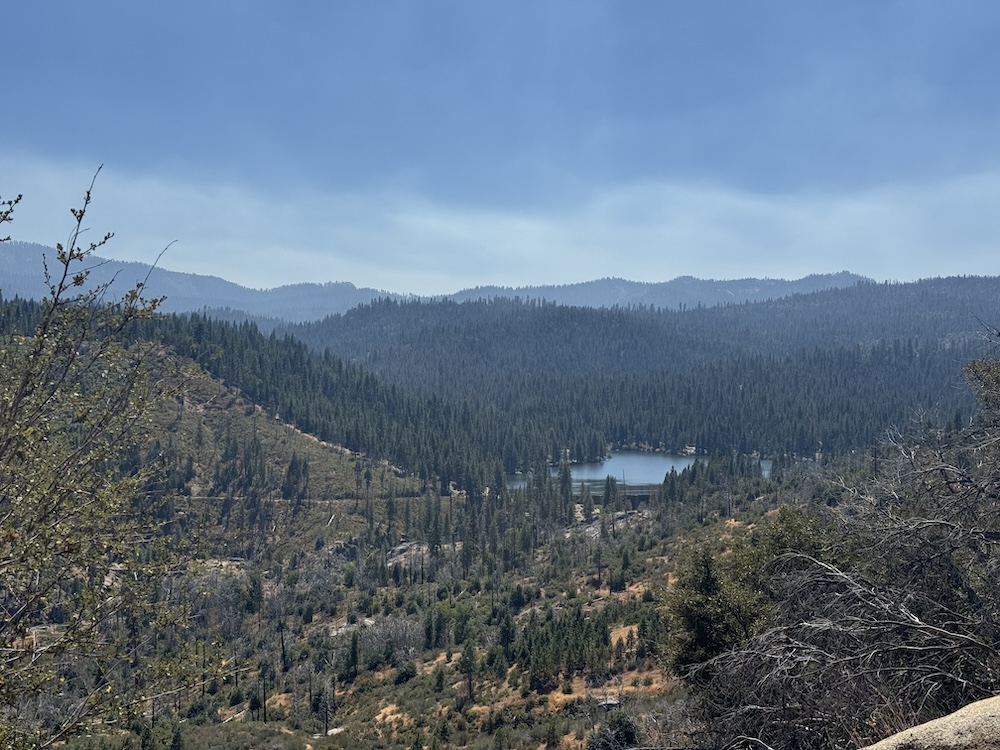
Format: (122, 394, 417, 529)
(202, 278, 996, 482)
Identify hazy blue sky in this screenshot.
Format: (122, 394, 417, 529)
(3, 2, 1000, 294)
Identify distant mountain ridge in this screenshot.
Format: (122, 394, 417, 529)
(1, 241, 868, 321)
(450, 272, 869, 309)
(0, 242, 397, 321)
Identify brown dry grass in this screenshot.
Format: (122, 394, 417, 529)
(610, 623, 637, 645)
(374, 702, 414, 730)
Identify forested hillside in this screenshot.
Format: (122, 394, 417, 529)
(284, 278, 1000, 383)
(116, 285, 987, 495)
(269, 280, 994, 472)
(5, 189, 1000, 749)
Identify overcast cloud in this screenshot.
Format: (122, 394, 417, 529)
(3, 2, 1000, 295)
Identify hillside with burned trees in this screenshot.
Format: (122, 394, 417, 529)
(5, 189, 1000, 749)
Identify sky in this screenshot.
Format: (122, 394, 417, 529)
(3, 1, 1000, 295)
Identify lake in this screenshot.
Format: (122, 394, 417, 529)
(507, 451, 697, 493)
(506, 451, 772, 493)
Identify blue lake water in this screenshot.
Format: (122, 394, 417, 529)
(507, 451, 697, 493)
(506, 451, 771, 493)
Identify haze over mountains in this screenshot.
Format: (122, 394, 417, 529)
(1, 241, 867, 321)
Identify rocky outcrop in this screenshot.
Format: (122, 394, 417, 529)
(861, 696, 1000, 749)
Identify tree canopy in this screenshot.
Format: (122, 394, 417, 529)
(0, 180, 175, 747)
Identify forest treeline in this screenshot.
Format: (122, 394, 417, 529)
(280, 276, 1000, 384)
(169, 278, 995, 486)
(5, 277, 990, 494)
